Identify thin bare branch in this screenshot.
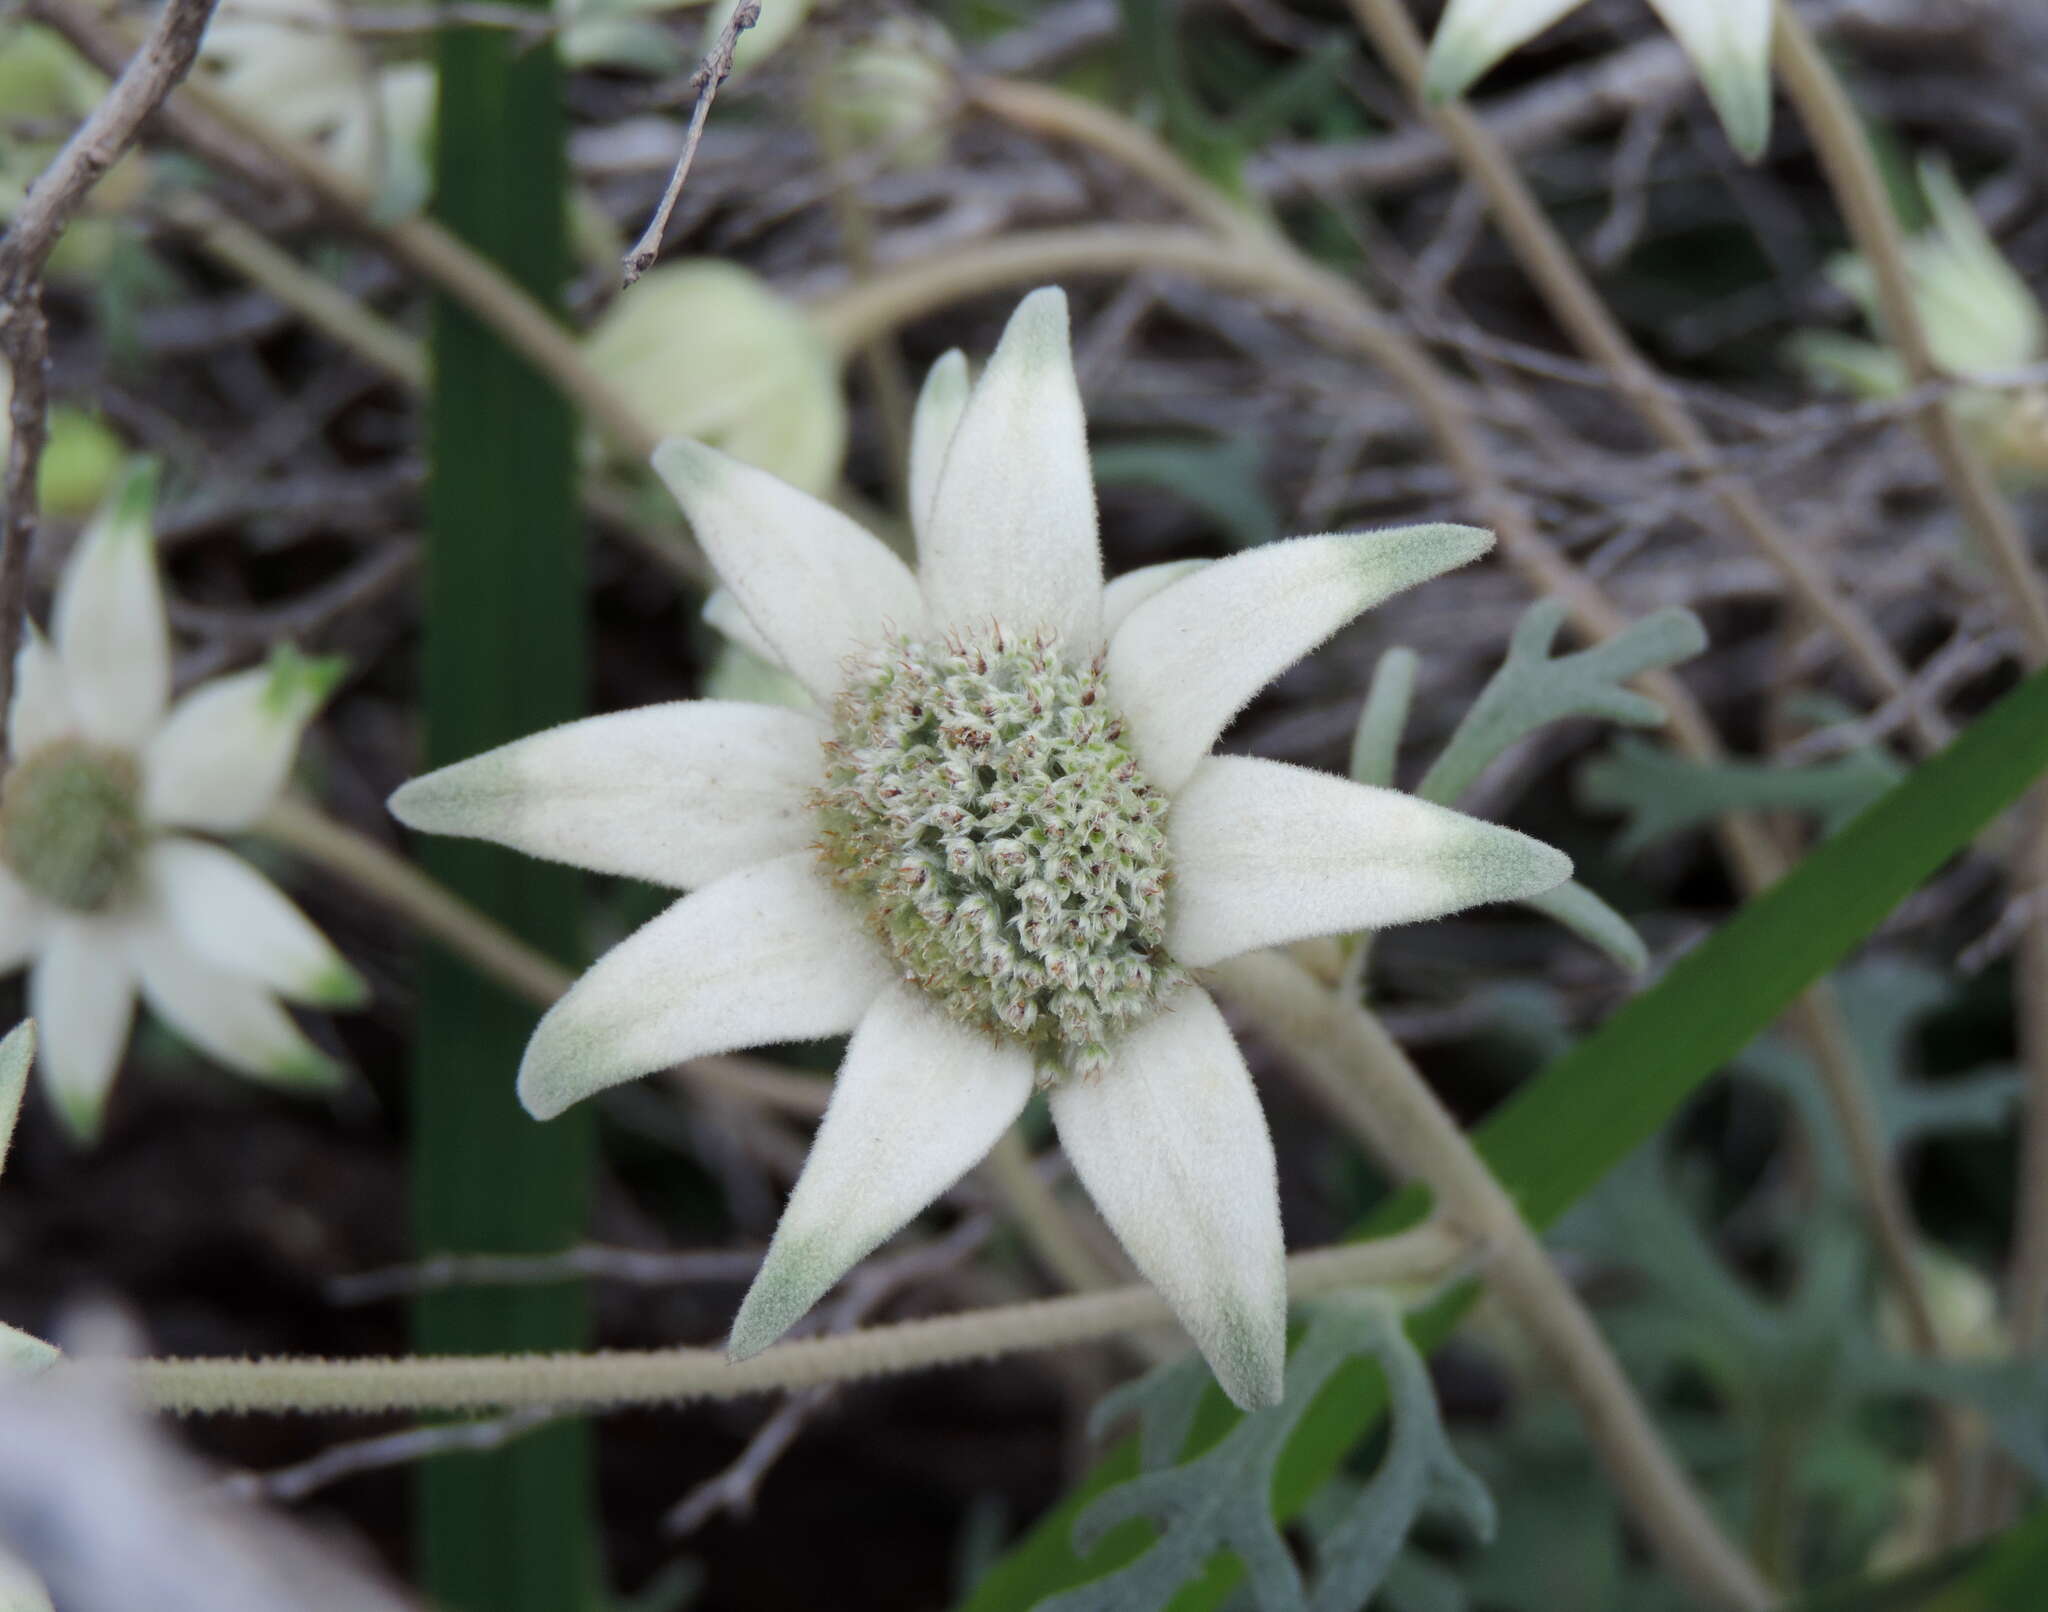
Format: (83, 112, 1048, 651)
(0, 0, 220, 751)
(620, 0, 760, 287)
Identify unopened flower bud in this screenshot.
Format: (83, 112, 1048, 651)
(585, 260, 846, 496)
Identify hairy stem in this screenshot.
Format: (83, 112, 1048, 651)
(124, 1225, 1469, 1414)
(1212, 949, 1773, 1612)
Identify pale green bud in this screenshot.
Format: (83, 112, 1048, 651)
(1798, 159, 2048, 483)
(584, 260, 847, 496)
(813, 15, 957, 171)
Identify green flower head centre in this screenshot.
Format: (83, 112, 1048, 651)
(0, 739, 146, 914)
(816, 625, 1185, 1079)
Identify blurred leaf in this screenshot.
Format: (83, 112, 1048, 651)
(1093, 438, 1278, 549)
(1578, 736, 1903, 859)
(1347, 648, 1416, 791)
(1118, 0, 1248, 192)
(959, 658, 2048, 1612)
(1520, 881, 1650, 974)
(1225, 36, 1356, 148)
(1048, 1299, 1489, 1612)
(1738, 960, 2023, 1198)
(1850, 1355, 2048, 1485)
(1417, 601, 1706, 807)
(1411, 599, 1700, 973)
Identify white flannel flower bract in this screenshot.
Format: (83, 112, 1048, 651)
(391, 289, 1569, 1408)
(1424, 0, 1772, 162)
(0, 465, 362, 1143)
(0, 1020, 54, 1373)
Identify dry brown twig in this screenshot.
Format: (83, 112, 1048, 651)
(0, 0, 220, 748)
(621, 0, 762, 287)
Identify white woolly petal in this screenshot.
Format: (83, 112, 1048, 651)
(0, 1322, 58, 1376)
(141, 652, 341, 832)
(29, 918, 137, 1143)
(53, 464, 170, 749)
(1101, 559, 1208, 636)
(1167, 756, 1572, 967)
(131, 922, 344, 1091)
(727, 983, 1034, 1359)
(518, 852, 890, 1120)
(908, 348, 970, 552)
(390, 701, 825, 891)
(1646, 0, 1772, 159)
(652, 438, 923, 704)
(1108, 525, 1493, 793)
(0, 1019, 34, 1174)
(8, 629, 76, 757)
(1050, 986, 1286, 1410)
(919, 289, 1103, 650)
(702, 587, 783, 668)
(1423, 0, 1581, 102)
(146, 839, 364, 1007)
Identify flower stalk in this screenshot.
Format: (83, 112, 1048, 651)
(125, 1224, 1469, 1415)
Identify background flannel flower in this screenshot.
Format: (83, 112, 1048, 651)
(0, 464, 362, 1144)
(1792, 158, 2048, 483)
(392, 288, 1569, 1409)
(1423, 0, 1773, 162)
(0, 1020, 52, 1373)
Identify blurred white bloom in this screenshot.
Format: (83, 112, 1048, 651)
(0, 1324, 419, 1612)
(1794, 160, 2048, 481)
(812, 14, 957, 171)
(0, 465, 362, 1143)
(702, 0, 810, 76)
(0, 1546, 51, 1612)
(392, 288, 1569, 1408)
(201, 0, 434, 211)
(557, 0, 686, 73)
(1423, 0, 1772, 161)
(583, 260, 847, 497)
(0, 1021, 55, 1374)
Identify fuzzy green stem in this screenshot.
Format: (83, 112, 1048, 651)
(123, 1226, 1469, 1415)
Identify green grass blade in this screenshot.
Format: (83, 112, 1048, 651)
(415, 11, 595, 1608)
(962, 662, 2048, 1611)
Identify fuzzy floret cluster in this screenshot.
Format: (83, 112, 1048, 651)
(815, 625, 1184, 1078)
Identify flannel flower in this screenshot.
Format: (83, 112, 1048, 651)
(1424, 0, 1773, 162)
(0, 1020, 50, 1372)
(0, 465, 361, 1144)
(392, 289, 1570, 1408)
